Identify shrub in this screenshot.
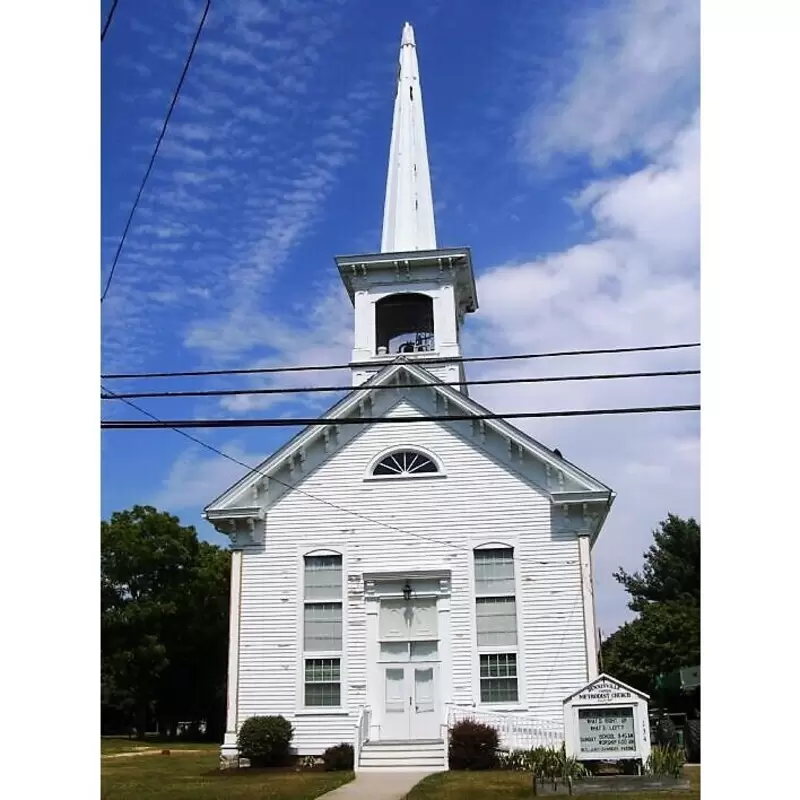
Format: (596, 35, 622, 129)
(237, 715, 294, 767)
(321, 743, 354, 771)
(448, 719, 499, 770)
(646, 743, 686, 778)
(653, 715, 677, 747)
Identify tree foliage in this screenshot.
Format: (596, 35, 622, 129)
(601, 514, 700, 699)
(613, 514, 700, 613)
(101, 505, 230, 738)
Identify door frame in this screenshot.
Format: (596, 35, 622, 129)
(362, 570, 452, 742)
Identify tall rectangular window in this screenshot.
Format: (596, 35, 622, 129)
(474, 548, 519, 704)
(303, 555, 342, 707)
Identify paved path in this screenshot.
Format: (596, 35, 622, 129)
(317, 771, 434, 800)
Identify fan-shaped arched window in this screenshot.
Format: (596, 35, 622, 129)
(372, 449, 439, 477)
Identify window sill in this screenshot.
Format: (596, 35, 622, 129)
(295, 709, 350, 717)
(477, 704, 529, 713)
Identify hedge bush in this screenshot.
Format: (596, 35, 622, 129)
(448, 719, 499, 770)
(322, 743, 354, 771)
(237, 715, 294, 767)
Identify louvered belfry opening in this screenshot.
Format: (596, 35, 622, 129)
(375, 292, 434, 355)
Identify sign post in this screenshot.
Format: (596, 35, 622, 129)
(563, 674, 651, 769)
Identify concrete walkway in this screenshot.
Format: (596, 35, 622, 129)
(318, 771, 435, 800)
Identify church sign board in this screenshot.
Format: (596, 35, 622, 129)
(563, 674, 651, 764)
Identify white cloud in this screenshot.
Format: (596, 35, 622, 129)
(466, 107, 699, 631)
(522, 0, 699, 167)
(101, 0, 379, 372)
(151, 441, 266, 512)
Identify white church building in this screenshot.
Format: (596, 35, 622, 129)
(205, 22, 615, 772)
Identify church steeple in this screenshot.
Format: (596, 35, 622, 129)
(381, 22, 437, 253)
(335, 22, 478, 391)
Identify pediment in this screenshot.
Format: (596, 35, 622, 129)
(563, 674, 650, 705)
(203, 360, 614, 537)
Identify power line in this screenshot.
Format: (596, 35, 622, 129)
(102, 386, 478, 553)
(101, 387, 614, 554)
(101, 341, 701, 380)
(101, 404, 700, 429)
(101, 0, 120, 41)
(100, 368, 699, 401)
(100, 0, 212, 303)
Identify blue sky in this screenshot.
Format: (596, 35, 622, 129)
(101, 0, 700, 632)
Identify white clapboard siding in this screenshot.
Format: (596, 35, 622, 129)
(235, 390, 588, 753)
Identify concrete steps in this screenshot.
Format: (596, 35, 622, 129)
(358, 739, 446, 772)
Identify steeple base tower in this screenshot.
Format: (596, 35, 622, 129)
(336, 246, 477, 391)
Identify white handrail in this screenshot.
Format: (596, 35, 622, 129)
(445, 704, 564, 752)
(354, 705, 371, 771)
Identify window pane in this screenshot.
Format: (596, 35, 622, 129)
(480, 653, 518, 678)
(304, 555, 342, 600)
(476, 597, 517, 647)
(410, 641, 439, 661)
(305, 683, 341, 706)
(305, 658, 340, 682)
(479, 654, 518, 702)
(480, 678, 519, 703)
(304, 603, 342, 651)
(380, 642, 409, 661)
(373, 450, 438, 477)
(305, 658, 341, 707)
(474, 548, 515, 596)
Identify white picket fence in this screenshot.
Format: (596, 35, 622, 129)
(445, 704, 564, 752)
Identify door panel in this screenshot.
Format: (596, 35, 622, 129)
(411, 666, 438, 739)
(382, 667, 409, 739)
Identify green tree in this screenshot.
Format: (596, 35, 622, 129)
(601, 514, 700, 698)
(101, 505, 230, 738)
(613, 514, 700, 613)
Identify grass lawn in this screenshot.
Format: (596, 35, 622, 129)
(406, 765, 700, 800)
(101, 751, 353, 800)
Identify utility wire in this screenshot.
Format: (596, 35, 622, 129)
(100, 368, 699, 401)
(101, 342, 701, 380)
(101, 0, 120, 41)
(100, 0, 211, 303)
(102, 386, 479, 553)
(102, 404, 700, 429)
(101, 387, 613, 554)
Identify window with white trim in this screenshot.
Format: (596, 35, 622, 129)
(479, 653, 518, 703)
(303, 554, 342, 707)
(372, 450, 438, 477)
(474, 548, 519, 704)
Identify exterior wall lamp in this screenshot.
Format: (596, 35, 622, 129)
(402, 580, 412, 601)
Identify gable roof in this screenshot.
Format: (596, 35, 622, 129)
(563, 673, 650, 703)
(204, 358, 615, 523)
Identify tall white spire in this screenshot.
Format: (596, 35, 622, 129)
(380, 22, 437, 253)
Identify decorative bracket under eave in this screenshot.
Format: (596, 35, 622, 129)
(550, 492, 614, 543)
(204, 506, 265, 547)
